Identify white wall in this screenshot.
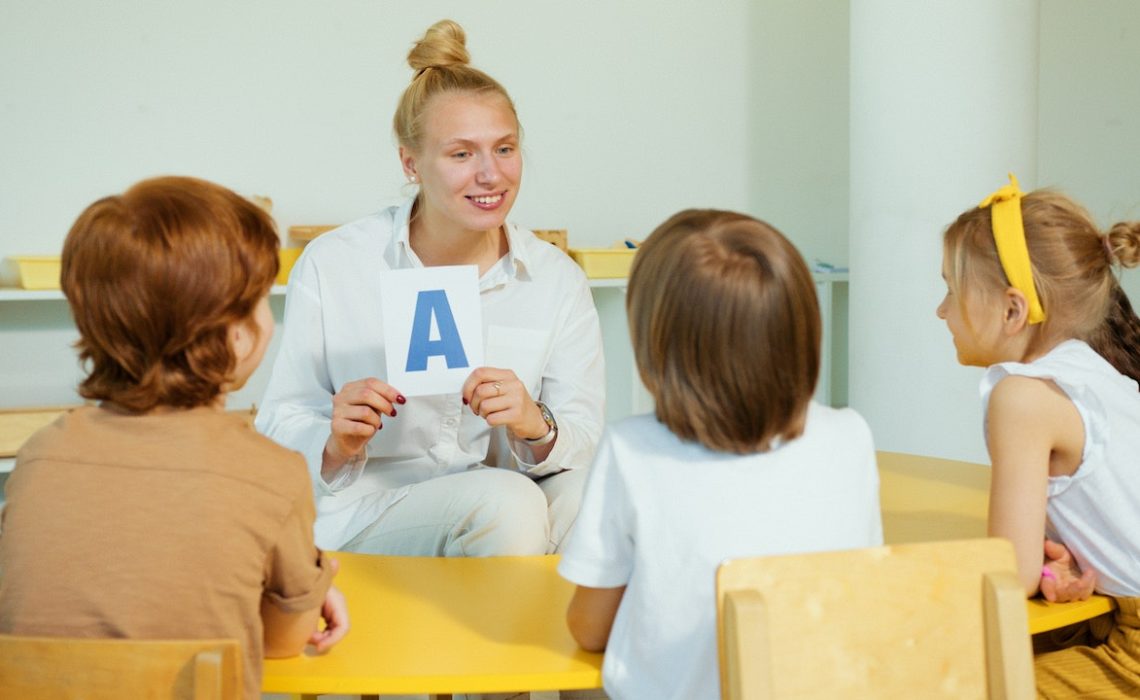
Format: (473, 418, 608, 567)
(747, 0, 850, 269)
(0, 0, 753, 410)
(850, 0, 1140, 463)
(0, 1, 751, 262)
(1038, 0, 1140, 306)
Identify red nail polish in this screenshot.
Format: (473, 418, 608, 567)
(391, 408, 397, 417)
(462, 397, 468, 406)
(397, 395, 407, 405)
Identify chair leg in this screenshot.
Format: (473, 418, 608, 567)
(723, 589, 773, 700)
(192, 649, 223, 700)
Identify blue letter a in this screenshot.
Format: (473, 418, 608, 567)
(405, 289, 470, 372)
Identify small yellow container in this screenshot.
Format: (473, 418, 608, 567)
(10, 256, 62, 290)
(568, 248, 637, 279)
(277, 248, 303, 285)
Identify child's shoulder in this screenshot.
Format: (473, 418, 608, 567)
(18, 406, 307, 493)
(606, 413, 678, 448)
(802, 401, 874, 444)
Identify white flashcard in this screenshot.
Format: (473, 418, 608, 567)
(380, 265, 483, 397)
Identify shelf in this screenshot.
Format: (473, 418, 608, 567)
(587, 278, 629, 288)
(0, 285, 289, 302)
(1, 276, 839, 300)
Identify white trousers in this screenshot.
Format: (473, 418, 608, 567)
(341, 467, 587, 556)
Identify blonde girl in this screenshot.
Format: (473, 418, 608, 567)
(937, 175, 1140, 697)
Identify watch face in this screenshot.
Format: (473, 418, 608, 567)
(538, 402, 556, 430)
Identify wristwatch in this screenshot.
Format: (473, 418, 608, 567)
(525, 402, 558, 446)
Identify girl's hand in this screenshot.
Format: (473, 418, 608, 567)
(462, 367, 548, 441)
(323, 378, 404, 475)
(1040, 538, 1097, 602)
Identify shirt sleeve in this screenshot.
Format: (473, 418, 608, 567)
(262, 476, 335, 613)
(255, 252, 362, 496)
(510, 270, 606, 476)
(557, 430, 634, 588)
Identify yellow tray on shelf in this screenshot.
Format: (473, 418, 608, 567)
(9, 256, 62, 290)
(568, 248, 637, 279)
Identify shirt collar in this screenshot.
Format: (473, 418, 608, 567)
(390, 195, 534, 283)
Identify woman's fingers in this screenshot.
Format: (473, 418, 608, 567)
(328, 378, 405, 458)
(463, 368, 547, 439)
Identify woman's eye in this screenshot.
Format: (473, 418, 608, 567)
(497, 145, 516, 156)
(451, 151, 470, 160)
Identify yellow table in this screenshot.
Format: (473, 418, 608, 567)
(878, 451, 1118, 636)
(1027, 596, 1117, 635)
(261, 552, 603, 698)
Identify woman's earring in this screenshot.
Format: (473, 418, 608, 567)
(409, 175, 417, 183)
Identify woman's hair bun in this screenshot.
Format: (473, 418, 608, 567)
(408, 19, 470, 73)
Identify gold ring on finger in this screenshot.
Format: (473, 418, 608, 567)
(494, 381, 503, 396)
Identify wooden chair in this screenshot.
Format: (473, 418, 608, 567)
(0, 635, 241, 700)
(716, 538, 1034, 700)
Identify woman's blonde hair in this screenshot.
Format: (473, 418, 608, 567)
(393, 19, 519, 152)
(627, 209, 820, 454)
(943, 189, 1140, 382)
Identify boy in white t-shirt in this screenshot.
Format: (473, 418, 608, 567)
(558, 209, 883, 700)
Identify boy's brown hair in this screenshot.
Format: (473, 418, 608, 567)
(61, 176, 279, 412)
(627, 209, 820, 453)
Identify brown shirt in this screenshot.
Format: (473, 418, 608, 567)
(0, 405, 333, 699)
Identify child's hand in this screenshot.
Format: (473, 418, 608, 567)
(1040, 539, 1096, 602)
(309, 558, 349, 653)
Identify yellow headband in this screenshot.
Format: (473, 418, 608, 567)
(978, 173, 1046, 324)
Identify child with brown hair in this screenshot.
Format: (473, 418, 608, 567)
(557, 209, 882, 700)
(937, 175, 1140, 697)
(0, 176, 347, 699)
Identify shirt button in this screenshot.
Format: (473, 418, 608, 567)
(444, 418, 456, 427)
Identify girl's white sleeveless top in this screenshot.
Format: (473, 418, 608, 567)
(982, 339, 1140, 597)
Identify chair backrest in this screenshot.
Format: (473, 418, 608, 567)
(0, 635, 241, 700)
(716, 538, 1034, 700)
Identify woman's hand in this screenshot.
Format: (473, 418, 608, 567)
(462, 367, 548, 441)
(323, 378, 404, 477)
(1040, 538, 1097, 603)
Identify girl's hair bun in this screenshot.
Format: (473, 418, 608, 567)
(1107, 221, 1140, 269)
(408, 19, 470, 74)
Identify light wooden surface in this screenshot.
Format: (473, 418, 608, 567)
(717, 539, 1035, 700)
(878, 451, 1117, 636)
(0, 406, 75, 457)
(0, 634, 241, 700)
(260, 552, 603, 697)
(877, 450, 990, 544)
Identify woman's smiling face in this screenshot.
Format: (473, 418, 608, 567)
(402, 90, 522, 236)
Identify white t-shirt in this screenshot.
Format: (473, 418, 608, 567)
(981, 339, 1140, 597)
(558, 404, 882, 700)
(256, 197, 605, 549)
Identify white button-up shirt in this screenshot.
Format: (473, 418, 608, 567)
(256, 197, 606, 549)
